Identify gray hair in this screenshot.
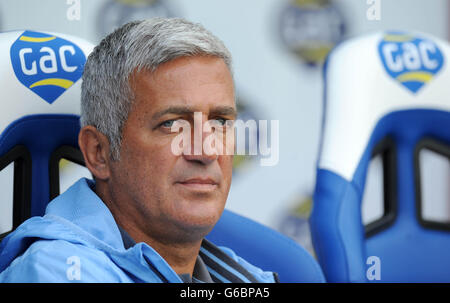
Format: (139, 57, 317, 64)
(80, 18, 233, 160)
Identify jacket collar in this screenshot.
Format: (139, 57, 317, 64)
(45, 178, 125, 250)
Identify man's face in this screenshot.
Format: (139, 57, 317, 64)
(109, 56, 236, 243)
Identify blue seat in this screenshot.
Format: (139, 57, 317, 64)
(207, 209, 325, 282)
(310, 31, 450, 282)
(0, 30, 324, 283)
(0, 30, 93, 233)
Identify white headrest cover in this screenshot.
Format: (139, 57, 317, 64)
(319, 31, 450, 181)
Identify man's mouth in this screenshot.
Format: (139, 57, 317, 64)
(176, 178, 218, 191)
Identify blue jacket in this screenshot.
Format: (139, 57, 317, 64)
(0, 178, 276, 283)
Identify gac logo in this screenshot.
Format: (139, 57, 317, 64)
(10, 30, 86, 104)
(378, 32, 444, 94)
(19, 45, 78, 75)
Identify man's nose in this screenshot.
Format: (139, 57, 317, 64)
(182, 114, 219, 165)
(183, 149, 218, 165)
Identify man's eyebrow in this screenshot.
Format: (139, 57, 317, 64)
(152, 105, 237, 120)
(210, 106, 237, 118)
(152, 106, 194, 120)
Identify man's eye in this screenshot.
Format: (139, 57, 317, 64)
(213, 118, 234, 127)
(215, 118, 227, 126)
(160, 120, 176, 128)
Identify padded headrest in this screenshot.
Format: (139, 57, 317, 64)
(0, 30, 94, 136)
(319, 31, 450, 181)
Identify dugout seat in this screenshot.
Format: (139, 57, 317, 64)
(310, 31, 450, 282)
(0, 30, 93, 233)
(206, 209, 325, 282)
(0, 30, 324, 283)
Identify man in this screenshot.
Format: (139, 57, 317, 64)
(0, 18, 277, 283)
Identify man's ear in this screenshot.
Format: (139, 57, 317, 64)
(78, 125, 112, 181)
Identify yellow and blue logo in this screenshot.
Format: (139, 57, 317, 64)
(378, 32, 444, 94)
(10, 31, 86, 104)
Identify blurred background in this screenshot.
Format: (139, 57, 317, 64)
(0, 0, 448, 255)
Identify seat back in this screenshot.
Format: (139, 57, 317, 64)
(0, 30, 93, 238)
(207, 209, 325, 282)
(310, 31, 450, 282)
